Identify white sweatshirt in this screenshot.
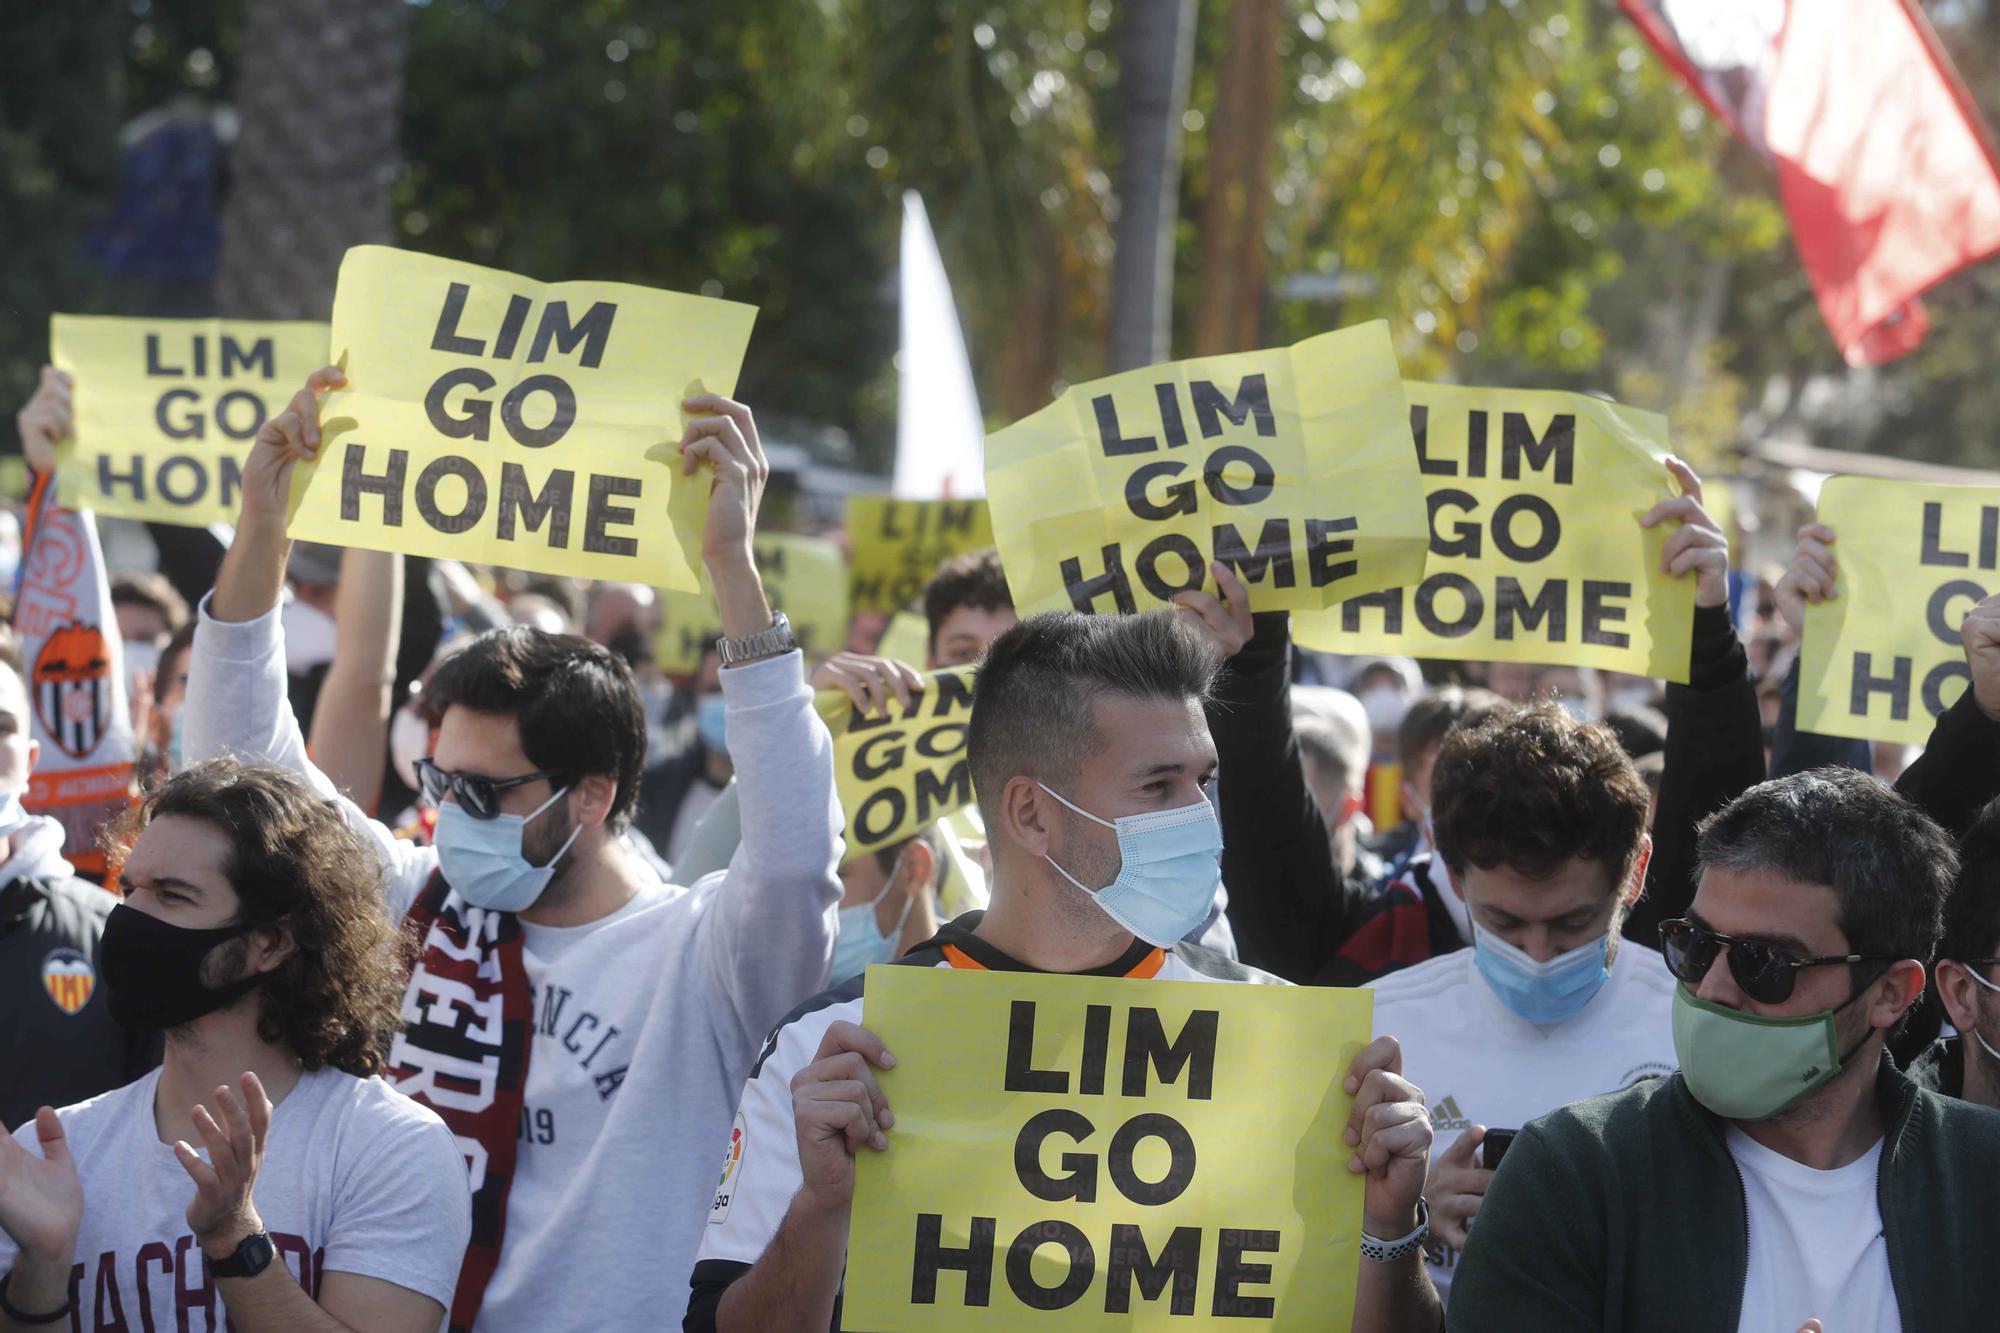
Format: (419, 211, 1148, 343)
(185, 599, 843, 1330)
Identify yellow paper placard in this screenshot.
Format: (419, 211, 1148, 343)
(848, 497, 995, 614)
(846, 966, 1371, 1331)
(51, 315, 330, 527)
(984, 322, 1429, 617)
(1294, 383, 1694, 682)
(1798, 477, 1995, 745)
(815, 665, 977, 863)
(288, 245, 757, 589)
(653, 533, 849, 675)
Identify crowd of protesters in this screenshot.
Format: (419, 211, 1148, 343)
(3, 357, 1999, 1333)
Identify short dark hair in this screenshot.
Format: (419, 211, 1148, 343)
(1695, 767, 1959, 966)
(428, 626, 646, 830)
(968, 612, 1219, 823)
(110, 571, 190, 633)
(1431, 702, 1650, 886)
(924, 548, 1013, 651)
(1396, 686, 1509, 774)
(1941, 801, 2000, 965)
(114, 760, 411, 1076)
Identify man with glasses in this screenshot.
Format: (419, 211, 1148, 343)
(1452, 767, 2000, 1331)
(184, 367, 844, 1331)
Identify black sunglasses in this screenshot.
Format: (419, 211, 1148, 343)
(1658, 918, 1896, 1005)
(413, 757, 561, 821)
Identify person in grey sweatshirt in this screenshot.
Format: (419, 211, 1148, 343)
(182, 365, 844, 1331)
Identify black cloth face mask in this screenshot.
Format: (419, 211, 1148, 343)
(100, 903, 267, 1032)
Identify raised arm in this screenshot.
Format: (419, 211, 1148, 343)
(1187, 565, 1363, 980)
(1894, 591, 2000, 837)
(682, 395, 843, 1043)
(185, 367, 433, 905)
(1627, 460, 1763, 943)
(305, 547, 404, 813)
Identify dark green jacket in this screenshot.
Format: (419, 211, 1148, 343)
(1448, 1058, 2000, 1331)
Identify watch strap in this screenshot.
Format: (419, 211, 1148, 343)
(1359, 1198, 1429, 1263)
(206, 1230, 276, 1279)
(718, 610, 796, 665)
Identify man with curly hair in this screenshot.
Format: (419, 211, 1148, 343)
(0, 762, 470, 1332)
(1365, 702, 1676, 1308)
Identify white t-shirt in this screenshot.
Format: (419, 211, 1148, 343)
(187, 599, 845, 1331)
(0, 1066, 470, 1328)
(1727, 1127, 1901, 1333)
(1366, 938, 1679, 1303)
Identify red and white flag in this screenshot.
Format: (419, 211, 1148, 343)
(1622, 0, 2000, 364)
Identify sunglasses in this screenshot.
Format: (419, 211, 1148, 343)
(1658, 918, 1895, 1005)
(413, 757, 561, 821)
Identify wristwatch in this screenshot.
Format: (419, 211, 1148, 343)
(718, 610, 797, 665)
(206, 1230, 277, 1279)
(1359, 1198, 1430, 1263)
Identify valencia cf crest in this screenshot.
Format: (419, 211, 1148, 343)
(33, 622, 112, 761)
(41, 947, 95, 1015)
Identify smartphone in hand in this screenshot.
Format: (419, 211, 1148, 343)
(1481, 1128, 1518, 1172)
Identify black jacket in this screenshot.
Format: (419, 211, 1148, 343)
(1, 873, 156, 1125)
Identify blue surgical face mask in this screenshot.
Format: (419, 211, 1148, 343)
(1474, 923, 1611, 1023)
(1039, 784, 1222, 948)
(830, 876, 915, 984)
(166, 710, 185, 772)
(434, 784, 582, 912)
(0, 789, 27, 840)
(697, 693, 729, 756)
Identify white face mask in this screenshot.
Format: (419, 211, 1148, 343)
(1359, 683, 1408, 738)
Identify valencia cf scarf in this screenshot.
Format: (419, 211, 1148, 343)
(394, 873, 533, 1333)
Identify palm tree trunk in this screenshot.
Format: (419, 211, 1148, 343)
(215, 0, 408, 320)
(1107, 0, 1198, 372)
(1193, 0, 1281, 356)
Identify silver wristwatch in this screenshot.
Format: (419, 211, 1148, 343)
(717, 610, 797, 665)
(1360, 1198, 1430, 1263)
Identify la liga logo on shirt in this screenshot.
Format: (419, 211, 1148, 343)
(41, 946, 95, 1015)
(709, 1112, 746, 1225)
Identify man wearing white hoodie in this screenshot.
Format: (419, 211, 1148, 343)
(0, 625, 156, 1127)
(183, 366, 845, 1331)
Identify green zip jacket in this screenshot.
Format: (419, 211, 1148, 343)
(1448, 1058, 2000, 1331)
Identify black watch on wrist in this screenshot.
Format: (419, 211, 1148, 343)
(206, 1230, 276, 1279)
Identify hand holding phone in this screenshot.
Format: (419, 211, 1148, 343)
(1480, 1128, 1518, 1172)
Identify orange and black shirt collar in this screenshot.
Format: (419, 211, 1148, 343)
(923, 911, 1165, 979)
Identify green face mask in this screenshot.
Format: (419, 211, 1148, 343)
(1671, 986, 1872, 1121)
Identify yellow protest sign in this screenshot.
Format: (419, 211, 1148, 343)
(1798, 478, 1995, 745)
(984, 323, 1428, 617)
(654, 533, 848, 675)
(51, 315, 329, 527)
(1294, 383, 1694, 682)
(846, 966, 1372, 1331)
(815, 666, 976, 863)
(288, 245, 757, 589)
(848, 497, 994, 613)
